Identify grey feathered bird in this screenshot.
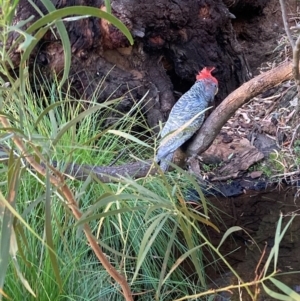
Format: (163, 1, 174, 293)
(156, 67, 218, 171)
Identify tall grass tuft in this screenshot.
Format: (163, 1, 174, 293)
(0, 1, 299, 301)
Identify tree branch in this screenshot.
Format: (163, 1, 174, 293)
(279, 0, 300, 113)
(0, 61, 294, 183)
(0, 117, 134, 301)
(186, 60, 293, 155)
(62, 61, 293, 180)
(279, 0, 295, 48)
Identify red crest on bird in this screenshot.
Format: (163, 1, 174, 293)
(196, 67, 218, 84)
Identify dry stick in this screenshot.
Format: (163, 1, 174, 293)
(0, 116, 133, 301)
(279, 0, 295, 48)
(4, 62, 291, 183)
(63, 61, 293, 180)
(293, 35, 300, 83)
(0, 62, 293, 184)
(279, 0, 300, 113)
(187, 60, 293, 156)
(253, 243, 268, 300)
(40, 57, 293, 182)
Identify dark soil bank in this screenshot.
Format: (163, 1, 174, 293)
(206, 185, 300, 301)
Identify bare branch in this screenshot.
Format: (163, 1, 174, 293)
(279, 0, 295, 48)
(186, 60, 293, 155)
(0, 62, 294, 183)
(279, 0, 300, 113)
(293, 35, 300, 82)
(0, 117, 134, 301)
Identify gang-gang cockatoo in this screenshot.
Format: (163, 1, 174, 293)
(155, 67, 218, 171)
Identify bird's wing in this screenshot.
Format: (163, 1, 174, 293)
(161, 96, 192, 137)
(157, 85, 206, 160)
(158, 152, 174, 172)
(157, 128, 194, 160)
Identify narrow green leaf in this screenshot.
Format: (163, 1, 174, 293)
(45, 168, 63, 290)
(144, 203, 173, 221)
(10, 229, 36, 297)
(11, 256, 36, 297)
(14, 223, 31, 267)
(187, 210, 219, 232)
(163, 242, 207, 286)
(180, 218, 205, 287)
(52, 105, 104, 145)
(275, 215, 296, 270)
(0, 155, 21, 293)
(26, 6, 134, 45)
(34, 101, 65, 128)
(34, 0, 71, 87)
(17, 4, 132, 88)
(264, 215, 295, 277)
(217, 226, 244, 250)
(95, 236, 136, 259)
(262, 282, 295, 301)
(104, 0, 112, 14)
(5, 0, 19, 25)
(269, 277, 300, 300)
(51, 100, 119, 145)
(0, 203, 12, 292)
(108, 130, 151, 148)
(0, 192, 54, 256)
(0, 127, 26, 136)
(19, 25, 52, 94)
(169, 163, 209, 216)
(132, 214, 168, 283)
(119, 176, 168, 204)
(78, 193, 134, 221)
(156, 223, 178, 300)
(273, 214, 283, 272)
(76, 206, 146, 226)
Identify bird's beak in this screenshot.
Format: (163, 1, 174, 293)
(215, 88, 219, 95)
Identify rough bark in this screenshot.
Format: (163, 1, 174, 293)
(186, 60, 293, 155)
(1, 61, 293, 182)
(64, 60, 294, 181)
(6, 0, 286, 181)
(8, 0, 254, 131)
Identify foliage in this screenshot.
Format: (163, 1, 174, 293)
(279, 0, 300, 113)
(0, 1, 299, 301)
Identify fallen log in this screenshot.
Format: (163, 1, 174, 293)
(186, 60, 293, 155)
(8, 0, 253, 131)
(1, 61, 293, 182)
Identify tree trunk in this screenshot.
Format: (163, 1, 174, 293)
(8, 0, 259, 130)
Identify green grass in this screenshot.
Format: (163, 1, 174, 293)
(1, 76, 298, 301)
(1, 2, 299, 300)
(0, 78, 220, 300)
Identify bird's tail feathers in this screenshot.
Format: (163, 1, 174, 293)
(157, 152, 173, 172)
(159, 107, 212, 148)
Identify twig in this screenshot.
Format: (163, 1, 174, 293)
(279, 0, 295, 48)
(270, 169, 300, 178)
(187, 60, 293, 156)
(279, 0, 300, 113)
(254, 243, 267, 281)
(293, 35, 300, 84)
(0, 62, 295, 182)
(289, 122, 300, 151)
(0, 116, 134, 301)
(253, 243, 268, 300)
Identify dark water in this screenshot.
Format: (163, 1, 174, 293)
(203, 184, 300, 301)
